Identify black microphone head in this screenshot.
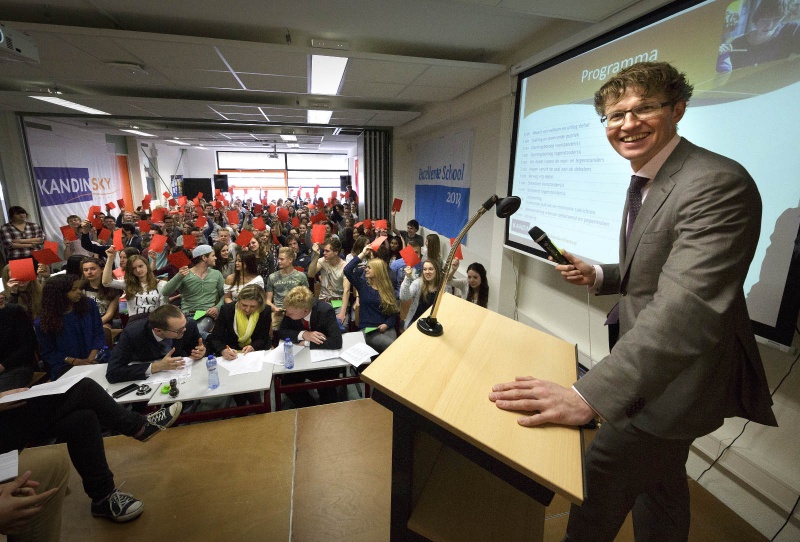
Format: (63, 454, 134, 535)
(495, 196, 521, 218)
(528, 226, 545, 241)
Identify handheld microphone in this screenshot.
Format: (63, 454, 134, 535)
(528, 226, 570, 265)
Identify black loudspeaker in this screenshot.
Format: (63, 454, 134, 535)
(182, 178, 213, 200)
(340, 175, 351, 192)
(213, 174, 229, 192)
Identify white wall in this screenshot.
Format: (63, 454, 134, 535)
(392, 71, 800, 540)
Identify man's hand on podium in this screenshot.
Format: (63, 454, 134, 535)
(489, 376, 596, 427)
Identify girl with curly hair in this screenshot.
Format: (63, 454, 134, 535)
(102, 247, 167, 317)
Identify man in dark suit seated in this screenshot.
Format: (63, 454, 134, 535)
(0, 291, 36, 392)
(277, 286, 343, 407)
(106, 304, 206, 383)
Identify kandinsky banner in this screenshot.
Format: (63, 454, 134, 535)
(414, 130, 473, 239)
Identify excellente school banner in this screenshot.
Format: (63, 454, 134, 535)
(414, 130, 473, 239)
(26, 122, 127, 254)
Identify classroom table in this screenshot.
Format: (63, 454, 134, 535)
(61, 364, 158, 404)
(147, 352, 274, 422)
(271, 331, 370, 410)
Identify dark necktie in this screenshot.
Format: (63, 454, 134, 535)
(302, 319, 310, 331)
(626, 175, 649, 244)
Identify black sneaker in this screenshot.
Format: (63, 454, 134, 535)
(136, 402, 182, 442)
(91, 489, 144, 522)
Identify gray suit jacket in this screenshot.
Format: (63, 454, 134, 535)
(575, 138, 777, 439)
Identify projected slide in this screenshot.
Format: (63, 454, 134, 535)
(507, 0, 800, 345)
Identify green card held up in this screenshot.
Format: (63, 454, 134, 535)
(193, 310, 207, 320)
(330, 299, 343, 309)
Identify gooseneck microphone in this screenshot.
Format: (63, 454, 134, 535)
(528, 226, 570, 265)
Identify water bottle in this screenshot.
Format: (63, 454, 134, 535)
(283, 338, 294, 370)
(206, 354, 220, 389)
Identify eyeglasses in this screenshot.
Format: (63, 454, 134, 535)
(163, 326, 186, 334)
(600, 101, 672, 128)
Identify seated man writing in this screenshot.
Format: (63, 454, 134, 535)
(277, 286, 343, 407)
(106, 304, 206, 383)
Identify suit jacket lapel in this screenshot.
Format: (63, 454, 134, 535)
(620, 139, 693, 278)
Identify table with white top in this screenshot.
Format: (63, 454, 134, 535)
(271, 331, 369, 410)
(147, 352, 275, 422)
(61, 364, 158, 404)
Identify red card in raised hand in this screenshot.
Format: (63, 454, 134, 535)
(182, 235, 196, 250)
(60, 225, 78, 242)
(252, 217, 266, 231)
(98, 228, 111, 241)
(305, 192, 310, 200)
(163, 191, 171, 199)
(105, 201, 116, 211)
(44, 240, 59, 255)
(9, 258, 36, 281)
(138, 220, 151, 233)
(314, 184, 320, 194)
(212, 201, 223, 210)
(311, 224, 327, 244)
(354, 221, 363, 228)
(277, 208, 289, 223)
(151, 208, 166, 223)
(215, 188, 221, 196)
(308, 204, 316, 211)
(291, 217, 300, 227)
(87, 205, 101, 219)
(195, 205, 205, 217)
(194, 217, 207, 228)
(253, 203, 263, 214)
(91, 217, 103, 230)
(168, 198, 177, 207)
(332, 191, 338, 199)
(269, 204, 277, 214)
(400, 245, 420, 267)
(178, 196, 188, 206)
(197, 192, 204, 199)
(113, 229, 124, 250)
(363, 219, 372, 230)
(309, 213, 327, 224)
(369, 236, 387, 252)
(374, 219, 388, 230)
(193, 197, 201, 207)
(215, 193, 225, 202)
(144, 193, 152, 202)
(167, 251, 191, 269)
(117, 198, 126, 209)
(31, 248, 61, 265)
(272, 232, 281, 246)
(149, 234, 167, 253)
(235, 229, 254, 247)
(392, 198, 403, 212)
(141, 198, 151, 210)
(227, 210, 239, 225)
(450, 238, 463, 260)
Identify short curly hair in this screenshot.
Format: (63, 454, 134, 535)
(283, 286, 314, 310)
(593, 61, 693, 115)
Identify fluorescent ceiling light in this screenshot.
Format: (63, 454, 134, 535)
(166, 139, 190, 145)
(287, 143, 300, 148)
(29, 96, 110, 115)
(307, 110, 333, 124)
(280, 134, 297, 141)
(310, 55, 348, 95)
(120, 129, 156, 137)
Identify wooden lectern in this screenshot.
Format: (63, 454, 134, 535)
(362, 294, 585, 541)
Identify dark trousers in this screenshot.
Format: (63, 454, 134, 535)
(0, 378, 146, 501)
(282, 368, 341, 408)
(0, 366, 34, 393)
(565, 421, 693, 542)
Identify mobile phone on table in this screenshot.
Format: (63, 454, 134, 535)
(112, 383, 139, 399)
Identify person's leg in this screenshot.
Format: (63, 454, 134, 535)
(0, 367, 34, 393)
(564, 423, 693, 542)
(365, 328, 396, 353)
(9, 447, 70, 542)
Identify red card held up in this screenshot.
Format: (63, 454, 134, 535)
(227, 210, 240, 225)
(178, 196, 188, 206)
(314, 184, 320, 193)
(194, 217, 208, 228)
(269, 204, 277, 215)
(212, 201, 222, 210)
(215, 188, 221, 196)
(305, 192, 310, 200)
(193, 197, 201, 207)
(399, 245, 420, 267)
(392, 198, 403, 212)
(112, 229, 124, 250)
(9, 258, 36, 281)
(87, 205, 101, 219)
(141, 198, 151, 210)
(374, 219, 388, 230)
(252, 217, 266, 231)
(369, 236, 387, 252)
(182, 235, 196, 250)
(167, 251, 192, 269)
(276, 208, 289, 223)
(363, 219, 372, 230)
(44, 240, 59, 255)
(332, 191, 338, 199)
(311, 224, 327, 244)
(235, 229, 254, 247)
(98, 228, 111, 241)
(138, 220, 151, 233)
(253, 203, 263, 214)
(31, 248, 61, 265)
(308, 204, 316, 211)
(143, 193, 152, 202)
(291, 217, 300, 227)
(450, 238, 464, 260)
(117, 198, 126, 209)
(151, 209, 166, 223)
(272, 232, 281, 246)
(60, 225, 78, 242)
(105, 201, 116, 210)
(168, 198, 177, 207)
(149, 234, 168, 253)
(163, 191, 171, 199)
(309, 213, 327, 224)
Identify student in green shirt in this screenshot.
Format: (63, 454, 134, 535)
(162, 245, 225, 337)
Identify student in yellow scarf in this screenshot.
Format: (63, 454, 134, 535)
(207, 284, 271, 405)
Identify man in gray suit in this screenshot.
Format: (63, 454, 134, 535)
(490, 62, 777, 541)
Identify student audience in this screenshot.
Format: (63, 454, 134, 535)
(449, 260, 489, 308)
(224, 251, 264, 303)
(400, 259, 443, 330)
(102, 247, 167, 318)
(344, 247, 399, 353)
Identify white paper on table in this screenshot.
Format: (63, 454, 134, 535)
(0, 450, 18, 482)
(340, 343, 379, 367)
(263, 343, 304, 365)
(217, 350, 265, 376)
(142, 357, 193, 385)
(310, 348, 342, 363)
(0, 373, 86, 404)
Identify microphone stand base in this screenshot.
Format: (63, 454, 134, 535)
(417, 317, 443, 337)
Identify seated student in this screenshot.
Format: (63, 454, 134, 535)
(224, 251, 264, 303)
(35, 275, 105, 381)
(1, 264, 43, 320)
(106, 304, 205, 384)
(265, 247, 309, 330)
(389, 238, 423, 297)
(213, 241, 235, 279)
(0, 380, 181, 524)
(208, 284, 271, 406)
(277, 285, 343, 407)
(80, 258, 121, 344)
(400, 259, 443, 330)
(390, 211, 424, 247)
(308, 237, 351, 327)
(0, 290, 36, 392)
(161, 245, 225, 337)
(287, 234, 312, 272)
(344, 247, 399, 353)
(0, 446, 69, 541)
(448, 260, 489, 308)
(120, 223, 142, 250)
(103, 247, 167, 318)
